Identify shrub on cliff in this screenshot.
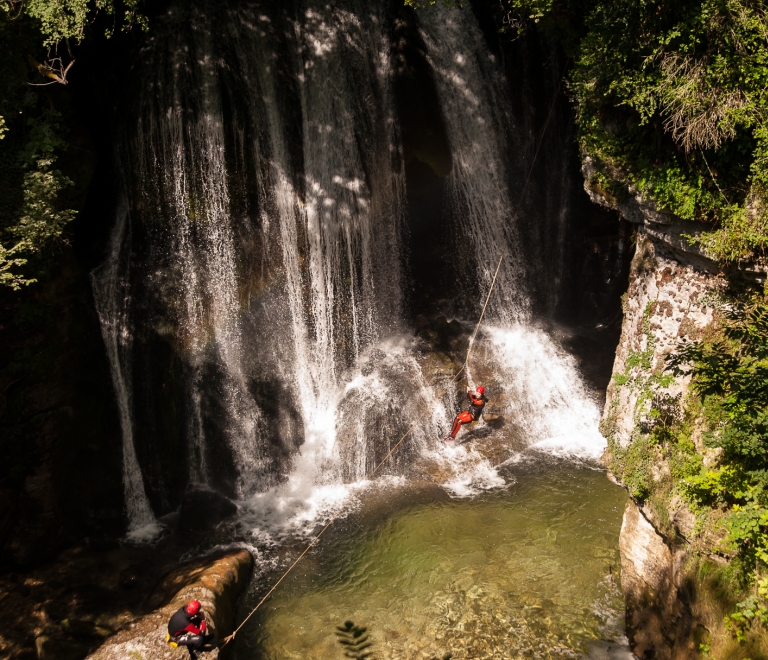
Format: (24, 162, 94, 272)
(665, 292, 768, 637)
(670, 295, 768, 553)
(493, 0, 768, 263)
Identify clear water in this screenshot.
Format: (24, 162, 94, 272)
(235, 458, 629, 660)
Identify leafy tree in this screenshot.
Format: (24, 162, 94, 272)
(0, 0, 147, 289)
(569, 0, 768, 262)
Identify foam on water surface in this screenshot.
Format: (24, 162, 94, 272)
(234, 314, 608, 541)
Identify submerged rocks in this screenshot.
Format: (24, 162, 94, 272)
(86, 549, 252, 660)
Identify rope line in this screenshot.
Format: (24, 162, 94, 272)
(222, 254, 504, 647)
(221, 58, 560, 648)
(221, 422, 419, 646)
(451, 254, 504, 382)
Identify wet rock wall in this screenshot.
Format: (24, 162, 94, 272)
(591, 170, 767, 657)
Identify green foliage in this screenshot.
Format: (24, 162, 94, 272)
(335, 621, 374, 660)
(669, 296, 768, 481)
(726, 578, 768, 643)
(664, 293, 768, 638)
(607, 435, 653, 500)
(573, 0, 768, 260)
(0, 242, 31, 289)
(726, 595, 768, 644)
(0, 93, 78, 288)
(613, 302, 675, 407)
(492, 0, 768, 261)
(0, 0, 147, 289)
(14, 157, 76, 245)
(1, 0, 148, 47)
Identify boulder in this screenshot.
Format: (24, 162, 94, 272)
(619, 501, 695, 659)
(177, 487, 238, 534)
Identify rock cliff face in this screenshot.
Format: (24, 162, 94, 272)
(619, 501, 696, 659)
(601, 228, 715, 659)
(601, 231, 718, 455)
(588, 178, 733, 659)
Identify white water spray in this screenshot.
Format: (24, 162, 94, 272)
(418, 6, 606, 462)
(418, 7, 528, 324)
(230, 0, 408, 502)
(94, 0, 610, 541)
(90, 201, 161, 540)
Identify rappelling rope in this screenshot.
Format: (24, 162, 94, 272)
(221, 255, 504, 648)
(221, 421, 419, 647)
(451, 254, 504, 382)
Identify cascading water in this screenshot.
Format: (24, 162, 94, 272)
(417, 7, 527, 325)
(97, 0, 441, 537)
(93, 0, 608, 544)
(226, 0, 409, 487)
(415, 5, 605, 460)
(90, 200, 161, 539)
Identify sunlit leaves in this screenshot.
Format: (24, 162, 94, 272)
(1, 0, 148, 47)
(564, 0, 768, 261)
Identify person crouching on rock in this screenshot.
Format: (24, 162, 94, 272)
(167, 599, 216, 658)
(444, 385, 487, 442)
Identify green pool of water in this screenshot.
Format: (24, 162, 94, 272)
(238, 459, 628, 659)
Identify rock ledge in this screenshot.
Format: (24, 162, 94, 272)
(86, 549, 252, 660)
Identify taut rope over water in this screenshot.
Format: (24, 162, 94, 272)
(221, 254, 504, 647)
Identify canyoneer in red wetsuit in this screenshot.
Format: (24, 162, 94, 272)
(167, 599, 216, 658)
(444, 385, 488, 442)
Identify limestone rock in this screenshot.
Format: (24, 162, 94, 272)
(619, 501, 695, 660)
(86, 549, 252, 660)
(601, 234, 718, 449)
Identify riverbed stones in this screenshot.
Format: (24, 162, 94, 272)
(86, 549, 252, 660)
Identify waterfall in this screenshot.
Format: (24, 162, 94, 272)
(417, 7, 528, 326)
(93, 0, 421, 530)
(92, 0, 608, 539)
(224, 0, 408, 486)
(417, 6, 605, 458)
(124, 5, 268, 498)
(90, 200, 161, 539)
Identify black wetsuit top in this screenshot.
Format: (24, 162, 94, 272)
(168, 606, 205, 638)
(467, 392, 488, 418)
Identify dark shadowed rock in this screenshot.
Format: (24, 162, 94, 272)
(619, 500, 694, 659)
(177, 487, 238, 534)
(35, 636, 90, 660)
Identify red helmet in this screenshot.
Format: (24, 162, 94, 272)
(476, 386, 485, 394)
(186, 600, 201, 615)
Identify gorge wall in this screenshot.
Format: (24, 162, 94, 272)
(590, 176, 768, 658)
